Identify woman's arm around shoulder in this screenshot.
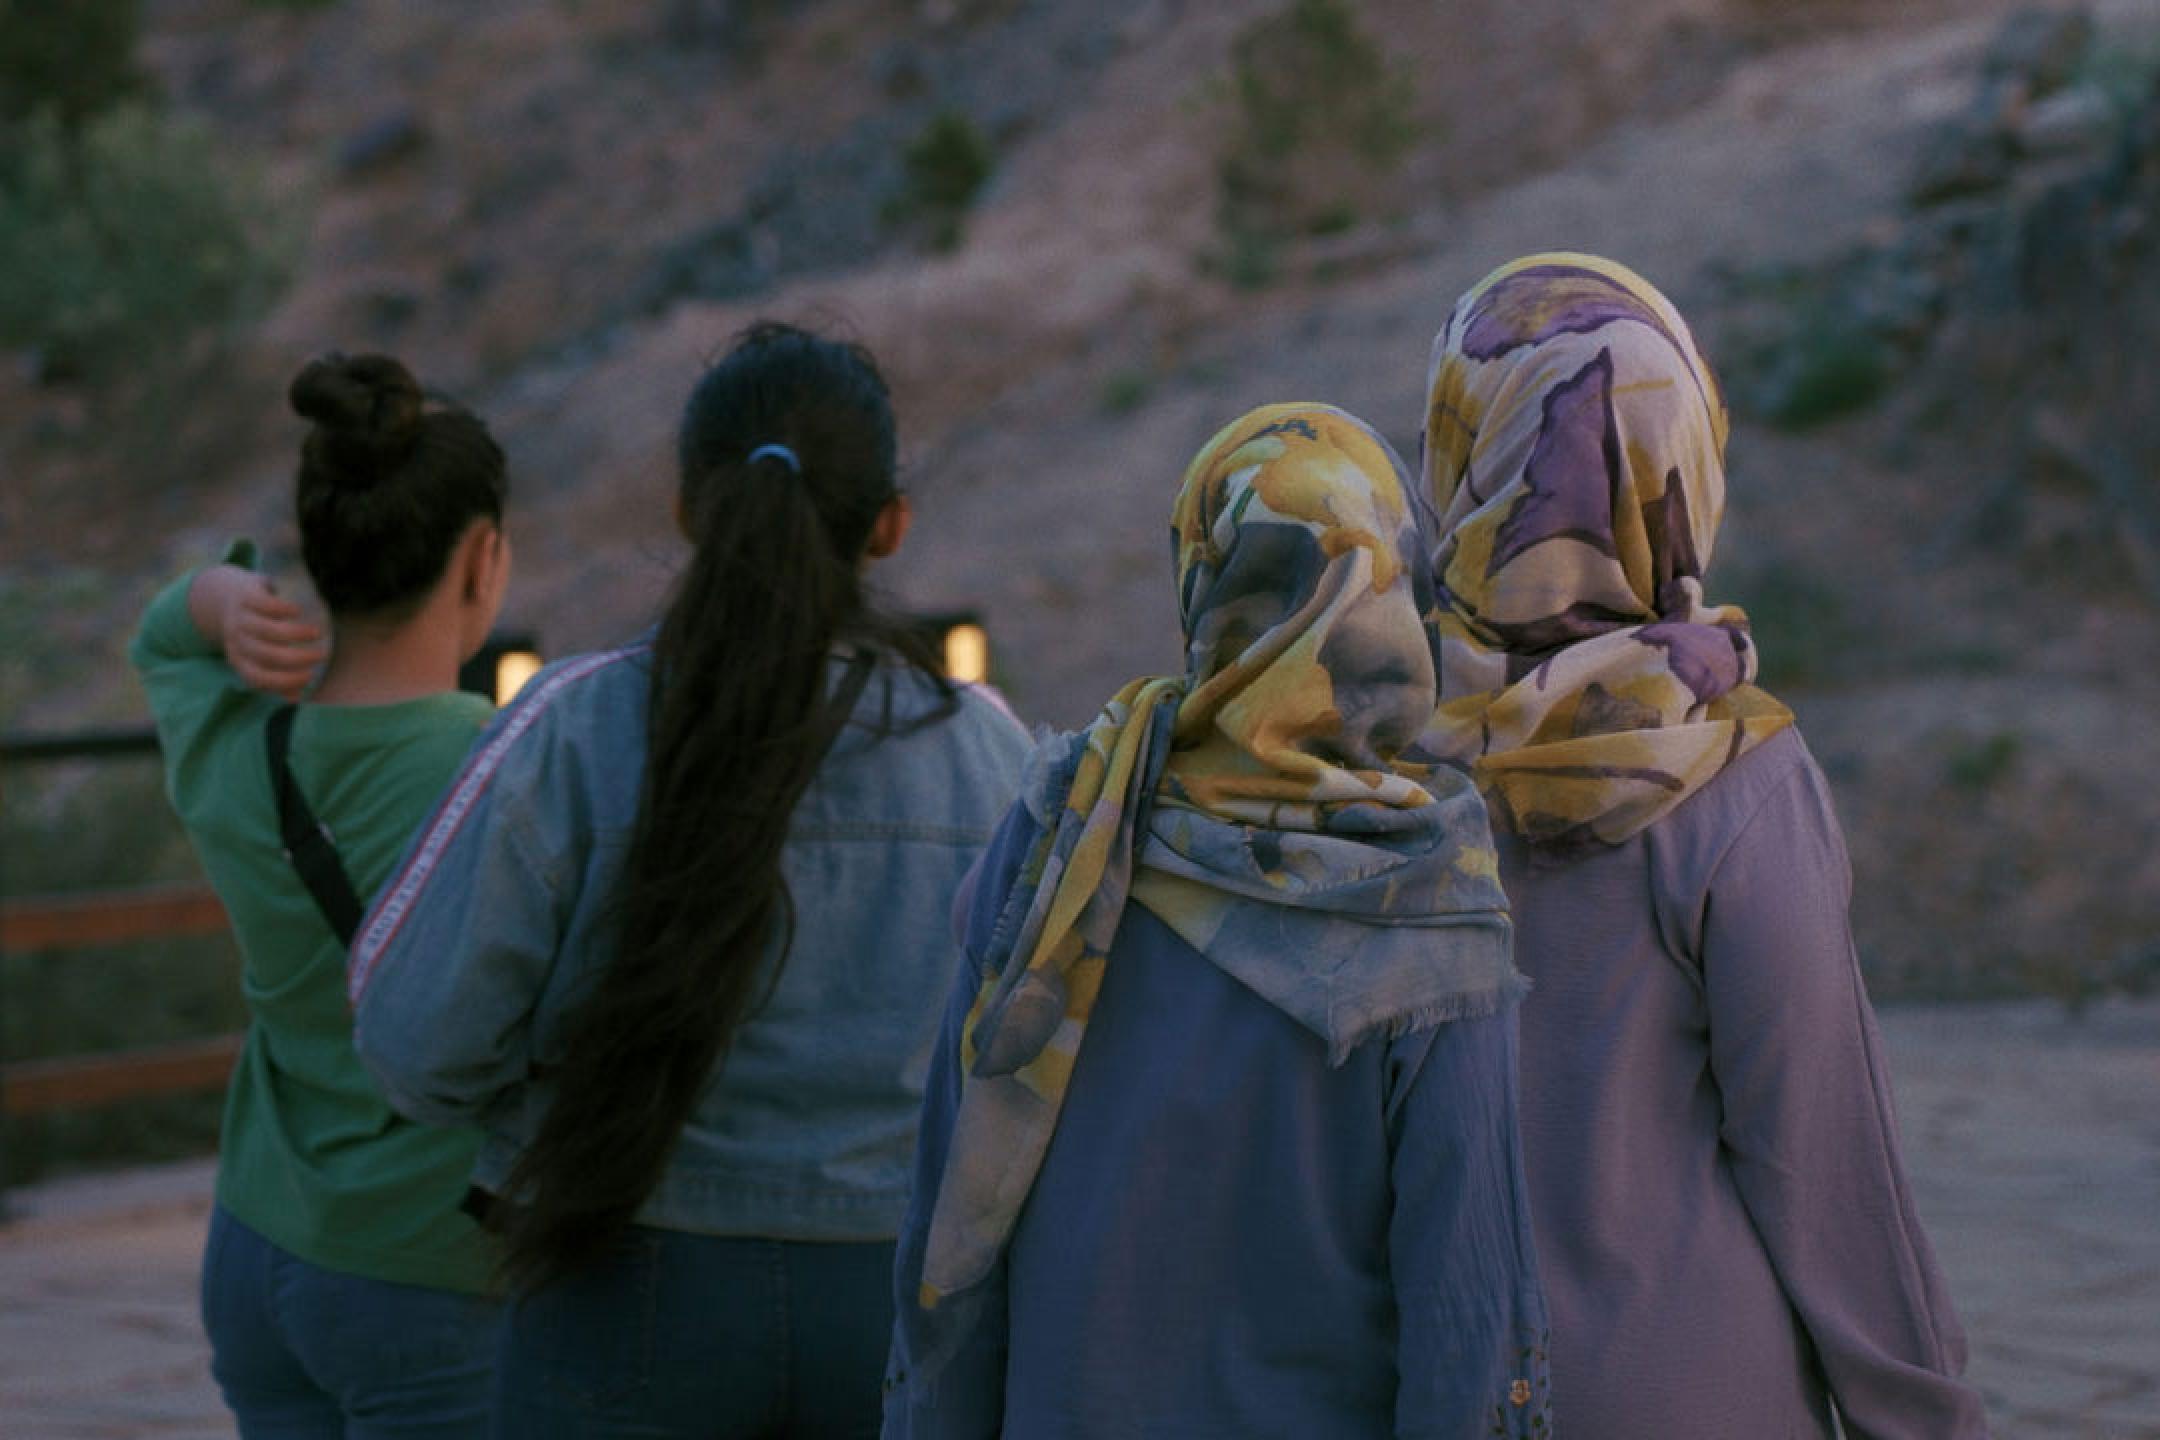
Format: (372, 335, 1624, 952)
(1701, 736, 1990, 1439)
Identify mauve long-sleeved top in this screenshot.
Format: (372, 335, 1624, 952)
(1505, 725, 1989, 1439)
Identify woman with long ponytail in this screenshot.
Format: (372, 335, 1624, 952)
(348, 323, 1032, 1437)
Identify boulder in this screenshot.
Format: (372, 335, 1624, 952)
(336, 110, 427, 179)
(1909, 105, 2018, 204)
(1982, 6, 2095, 102)
(2017, 85, 2119, 160)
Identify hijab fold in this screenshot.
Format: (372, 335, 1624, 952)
(918, 404, 1517, 1308)
(1417, 252, 1793, 850)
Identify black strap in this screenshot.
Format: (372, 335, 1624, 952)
(814, 649, 877, 760)
(265, 704, 365, 947)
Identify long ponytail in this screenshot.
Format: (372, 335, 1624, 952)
(497, 324, 938, 1288)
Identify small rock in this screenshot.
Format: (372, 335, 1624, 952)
(661, 0, 732, 47)
(336, 110, 427, 179)
(363, 287, 423, 334)
(875, 43, 928, 100)
(1848, 256, 1944, 350)
(2017, 85, 2119, 159)
(444, 256, 498, 300)
(2016, 174, 2111, 302)
(1909, 109, 2018, 205)
(2023, 406, 2098, 494)
(743, 169, 796, 222)
(1982, 6, 2095, 102)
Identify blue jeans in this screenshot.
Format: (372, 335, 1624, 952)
(200, 1205, 499, 1438)
(492, 1228, 895, 1439)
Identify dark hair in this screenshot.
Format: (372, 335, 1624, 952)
(498, 322, 948, 1287)
(290, 353, 507, 616)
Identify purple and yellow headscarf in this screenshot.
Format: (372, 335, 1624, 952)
(1418, 252, 1793, 850)
(918, 403, 1518, 1307)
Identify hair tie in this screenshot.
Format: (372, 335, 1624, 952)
(746, 443, 802, 475)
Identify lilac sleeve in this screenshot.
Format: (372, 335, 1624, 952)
(1703, 757, 1990, 1440)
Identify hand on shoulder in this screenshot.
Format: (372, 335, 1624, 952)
(188, 564, 329, 702)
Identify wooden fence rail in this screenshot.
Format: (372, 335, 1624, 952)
(0, 885, 242, 1124)
(0, 885, 229, 954)
(3, 1034, 243, 1117)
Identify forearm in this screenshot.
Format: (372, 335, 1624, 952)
(185, 564, 256, 652)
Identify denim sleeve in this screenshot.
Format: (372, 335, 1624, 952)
(1704, 758, 1989, 1440)
(1386, 1005, 1553, 1439)
(347, 712, 574, 1129)
(883, 799, 1040, 1440)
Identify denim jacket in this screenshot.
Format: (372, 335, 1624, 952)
(349, 639, 1032, 1240)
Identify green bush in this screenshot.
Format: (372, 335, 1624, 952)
(1754, 316, 1891, 430)
(1213, 0, 1416, 266)
(1944, 730, 2023, 793)
(1724, 559, 1855, 689)
(1224, 0, 1413, 171)
(890, 109, 994, 251)
(0, 0, 145, 131)
(0, 103, 301, 385)
(1098, 367, 1153, 415)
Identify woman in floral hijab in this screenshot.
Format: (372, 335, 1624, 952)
(1419, 252, 1988, 1439)
(884, 403, 1551, 1438)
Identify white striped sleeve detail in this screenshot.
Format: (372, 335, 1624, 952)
(346, 647, 640, 1006)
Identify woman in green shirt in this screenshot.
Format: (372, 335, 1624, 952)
(131, 353, 512, 1438)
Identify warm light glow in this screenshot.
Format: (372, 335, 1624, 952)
(495, 650, 543, 706)
(941, 623, 990, 685)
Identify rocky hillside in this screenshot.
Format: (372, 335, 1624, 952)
(4, 0, 2157, 1003)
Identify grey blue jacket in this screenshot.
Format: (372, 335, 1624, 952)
(348, 640, 1032, 1240)
(885, 788, 1552, 1439)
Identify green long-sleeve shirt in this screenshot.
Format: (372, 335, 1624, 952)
(129, 541, 496, 1292)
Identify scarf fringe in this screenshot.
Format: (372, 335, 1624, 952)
(1327, 969, 1532, 1068)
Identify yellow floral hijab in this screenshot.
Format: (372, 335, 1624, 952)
(918, 404, 1517, 1307)
(1418, 252, 1792, 850)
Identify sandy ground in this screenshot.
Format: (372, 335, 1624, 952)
(0, 996, 2153, 1439)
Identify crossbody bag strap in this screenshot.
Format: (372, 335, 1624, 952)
(265, 704, 365, 948)
(811, 648, 878, 760)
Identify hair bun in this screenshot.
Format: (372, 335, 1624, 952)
(289, 353, 425, 483)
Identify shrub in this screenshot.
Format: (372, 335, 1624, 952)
(890, 108, 994, 251)
(1758, 317, 1891, 429)
(1213, 0, 1416, 270)
(0, 0, 145, 131)
(0, 104, 301, 386)
(1098, 367, 1153, 415)
(1944, 729, 2023, 793)
(1712, 246, 1927, 431)
(1723, 559, 1854, 689)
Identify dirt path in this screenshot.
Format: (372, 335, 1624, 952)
(3, 997, 2154, 1439)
